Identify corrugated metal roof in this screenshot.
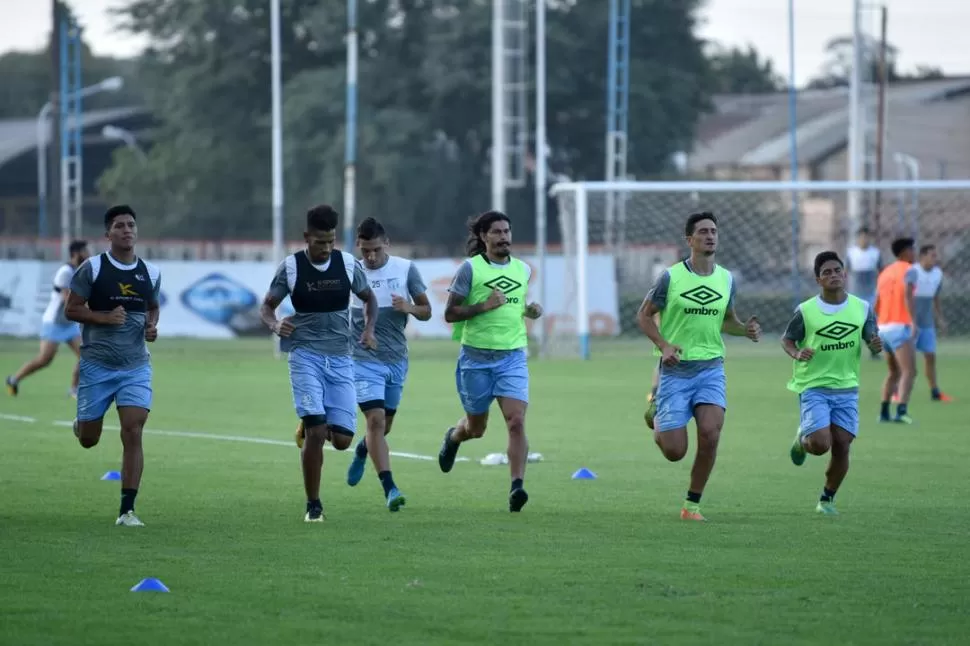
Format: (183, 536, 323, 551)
(691, 78, 970, 171)
(0, 106, 146, 166)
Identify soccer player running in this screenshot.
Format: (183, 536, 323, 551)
(846, 227, 882, 359)
(261, 205, 378, 523)
(636, 211, 761, 522)
(437, 210, 543, 512)
(64, 206, 161, 527)
(344, 217, 432, 511)
(7, 240, 90, 398)
(783, 251, 882, 516)
(874, 238, 918, 424)
(907, 244, 950, 402)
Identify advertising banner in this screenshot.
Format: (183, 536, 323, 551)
(0, 254, 619, 340)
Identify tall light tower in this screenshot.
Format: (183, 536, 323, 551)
(491, 0, 529, 213)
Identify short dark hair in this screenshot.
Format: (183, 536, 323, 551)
(891, 237, 915, 258)
(306, 204, 339, 232)
(814, 250, 844, 277)
(104, 204, 135, 229)
(356, 217, 386, 240)
(857, 227, 870, 235)
(919, 244, 936, 256)
(686, 211, 717, 236)
(465, 210, 511, 256)
(68, 240, 87, 255)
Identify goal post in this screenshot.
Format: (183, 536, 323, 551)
(544, 179, 970, 359)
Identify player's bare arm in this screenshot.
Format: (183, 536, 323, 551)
(355, 286, 379, 349)
(524, 302, 543, 319)
(444, 290, 504, 323)
(637, 298, 669, 349)
(64, 291, 125, 326)
(392, 292, 432, 321)
(260, 292, 294, 337)
(145, 300, 160, 342)
(722, 305, 761, 341)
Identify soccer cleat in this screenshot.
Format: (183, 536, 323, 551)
(438, 427, 460, 473)
(644, 392, 657, 430)
(815, 501, 839, 516)
(509, 487, 529, 512)
(304, 501, 325, 523)
(932, 392, 953, 402)
(295, 421, 305, 449)
(386, 487, 406, 512)
(5, 376, 17, 397)
(680, 503, 706, 521)
(115, 511, 145, 527)
(346, 448, 367, 487)
(790, 427, 807, 466)
(893, 413, 914, 424)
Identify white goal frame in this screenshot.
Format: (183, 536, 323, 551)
(545, 178, 970, 360)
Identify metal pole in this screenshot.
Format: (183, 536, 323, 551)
(51, 0, 62, 253)
(270, 0, 284, 265)
(343, 0, 358, 250)
(534, 0, 547, 356)
(72, 22, 83, 239)
(58, 17, 70, 261)
(847, 0, 863, 230)
(491, 0, 506, 213)
(787, 0, 800, 310)
(873, 5, 888, 237)
(37, 102, 52, 238)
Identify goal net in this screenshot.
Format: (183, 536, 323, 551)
(543, 179, 970, 359)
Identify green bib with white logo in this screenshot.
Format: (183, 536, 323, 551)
(655, 262, 732, 361)
(451, 254, 529, 350)
(787, 295, 867, 393)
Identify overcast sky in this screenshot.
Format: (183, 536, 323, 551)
(1, 0, 967, 87)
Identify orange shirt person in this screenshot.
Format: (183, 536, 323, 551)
(874, 238, 917, 424)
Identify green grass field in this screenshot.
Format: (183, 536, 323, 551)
(1, 336, 968, 646)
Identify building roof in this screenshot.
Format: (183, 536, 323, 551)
(0, 105, 147, 167)
(689, 77, 970, 172)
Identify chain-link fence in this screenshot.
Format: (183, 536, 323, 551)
(547, 180, 970, 357)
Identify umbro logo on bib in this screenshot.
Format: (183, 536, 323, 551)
(680, 285, 722, 315)
(484, 276, 522, 294)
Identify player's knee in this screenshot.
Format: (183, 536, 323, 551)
(803, 432, 831, 455)
(654, 431, 688, 462)
(79, 435, 99, 449)
(505, 412, 525, 435)
(36, 354, 54, 368)
(696, 423, 722, 450)
(328, 426, 354, 450)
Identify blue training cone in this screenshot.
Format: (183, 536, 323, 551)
(101, 471, 121, 481)
(131, 578, 170, 592)
(572, 467, 597, 480)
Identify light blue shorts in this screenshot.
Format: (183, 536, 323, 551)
(654, 363, 727, 432)
(40, 321, 80, 344)
(798, 388, 859, 437)
(455, 346, 529, 415)
(288, 348, 356, 436)
(76, 359, 152, 422)
(354, 360, 408, 414)
(915, 327, 937, 354)
(879, 325, 913, 353)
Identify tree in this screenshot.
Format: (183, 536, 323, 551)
(706, 43, 784, 94)
(98, 0, 714, 247)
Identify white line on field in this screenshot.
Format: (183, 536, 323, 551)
(3, 415, 468, 463)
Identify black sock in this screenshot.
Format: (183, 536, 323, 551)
(378, 471, 396, 497)
(306, 498, 322, 511)
(686, 490, 702, 504)
(511, 478, 524, 492)
(931, 387, 941, 399)
(355, 439, 368, 459)
(820, 487, 836, 502)
(896, 403, 908, 417)
(120, 488, 138, 516)
(880, 401, 890, 417)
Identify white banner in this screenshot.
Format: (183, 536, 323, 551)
(0, 255, 619, 340)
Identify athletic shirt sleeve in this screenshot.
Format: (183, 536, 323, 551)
(448, 261, 473, 298)
(69, 260, 95, 300)
(783, 307, 806, 343)
(268, 259, 290, 300)
(406, 262, 428, 298)
(643, 270, 671, 310)
(350, 258, 369, 295)
(53, 265, 74, 291)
